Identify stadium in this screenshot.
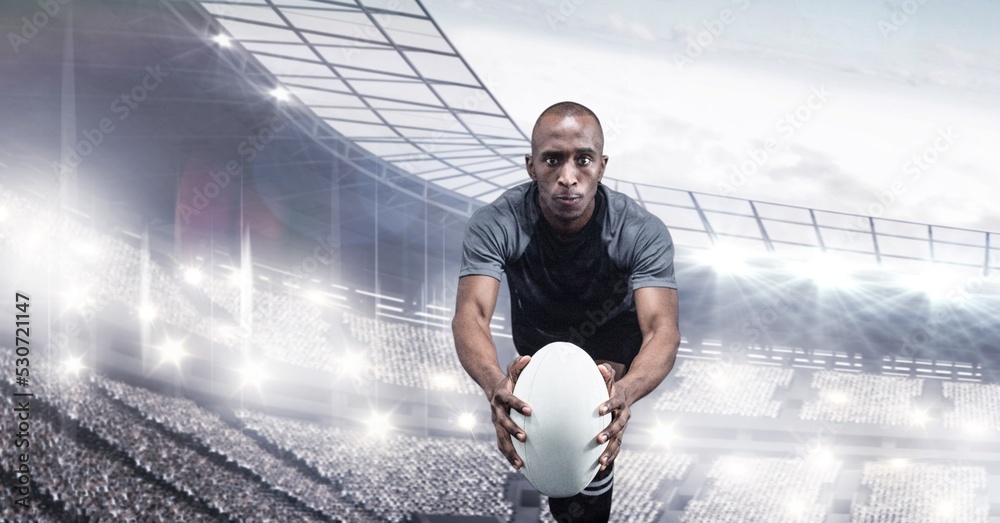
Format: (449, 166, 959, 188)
(1, 0, 998, 522)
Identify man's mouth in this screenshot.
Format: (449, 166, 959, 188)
(555, 195, 581, 204)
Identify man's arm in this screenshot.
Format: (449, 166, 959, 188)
(452, 274, 532, 469)
(596, 286, 681, 470)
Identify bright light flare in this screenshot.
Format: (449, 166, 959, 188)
(183, 267, 204, 285)
(241, 362, 266, 387)
(270, 87, 291, 102)
(159, 339, 186, 365)
(304, 290, 325, 304)
(697, 244, 750, 275)
(366, 411, 392, 438)
(212, 34, 232, 47)
(457, 412, 476, 430)
(651, 421, 678, 447)
(62, 356, 86, 376)
(910, 408, 930, 426)
(138, 303, 157, 321)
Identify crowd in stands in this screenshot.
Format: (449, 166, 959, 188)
(942, 381, 1000, 432)
(237, 409, 514, 522)
(682, 455, 839, 523)
(800, 371, 924, 426)
(538, 451, 693, 523)
(96, 375, 376, 522)
(852, 461, 989, 522)
(0, 347, 324, 522)
(653, 360, 792, 417)
(0, 348, 212, 522)
(344, 311, 481, 394)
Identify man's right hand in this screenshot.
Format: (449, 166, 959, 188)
(489, 354, 533, 469)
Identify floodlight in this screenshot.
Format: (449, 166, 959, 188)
(63, 356, 85, 375)
(159, 339, 186, 365)
(910, 409, 930, 426)
(651, 421, 678, 447)
(304, 290, 325, 304)
(241, 362, 266, 387)
(212, 34, 232, 47)
(183, 267, 203, 285)
(138, 303, 157, 321)
(457, 412, 476, 430)
(270, 87, 291, 102)
(366, 411, 392, 437)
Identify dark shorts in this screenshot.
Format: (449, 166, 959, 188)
(548, 461, 615, 523)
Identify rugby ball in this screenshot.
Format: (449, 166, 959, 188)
(510, 342, 611, 497)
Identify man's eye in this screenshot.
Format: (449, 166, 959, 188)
(545, 158, 559, 166)
(578, 157, 592, 166)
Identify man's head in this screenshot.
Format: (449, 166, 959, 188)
(525, 101, 608, 238)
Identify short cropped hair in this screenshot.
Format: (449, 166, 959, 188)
(531, 101, 604, 153)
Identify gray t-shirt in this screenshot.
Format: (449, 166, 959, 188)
(459, 181, 676, 367)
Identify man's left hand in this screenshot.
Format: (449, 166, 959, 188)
(595, 363, 629, 472)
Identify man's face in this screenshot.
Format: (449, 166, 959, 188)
(526, 114, 608, 236)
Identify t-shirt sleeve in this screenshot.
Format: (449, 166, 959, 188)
(458, 206, 508, 281)
(629, 214, 677, 289)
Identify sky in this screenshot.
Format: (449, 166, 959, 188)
(422, 0, 1000, 232)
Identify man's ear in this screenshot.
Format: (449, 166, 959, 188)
(525, 153, 536, 181)
(597, 154, 609, 181)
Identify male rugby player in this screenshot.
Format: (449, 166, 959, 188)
(452, 102, 681, 522)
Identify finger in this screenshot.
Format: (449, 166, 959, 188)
(600, 434, 622, 471)
(599, 363, 615, 382)
(596, 406, 630, 443)
(494, 399, 528, 440)
(597, 417, 627, 444)
(494, 420, 524, 469)
(598, 389, 625, 416)
(496, 389, 531, 417)
(507, 354, 531, 384)
(599, 363, 616, 395)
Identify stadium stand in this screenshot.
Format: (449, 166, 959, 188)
(653, 360, 793, 417)
(852, 461, 989, 523)
(344, 311, 481, 394)
(0, 375, 214, 522)
(0, 348, 326, 522)
(237, 409, 514, 522)
(95, 375, 377, 523)
(800, 371, 924, 426)
(942, 381, 1000, 432)
(681, 455, 840, 523)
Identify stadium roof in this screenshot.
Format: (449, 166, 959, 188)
(198, 0, 529, 203)
(187, 0, 998, 277)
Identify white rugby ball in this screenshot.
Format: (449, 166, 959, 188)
(510, 342, 611, 498)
